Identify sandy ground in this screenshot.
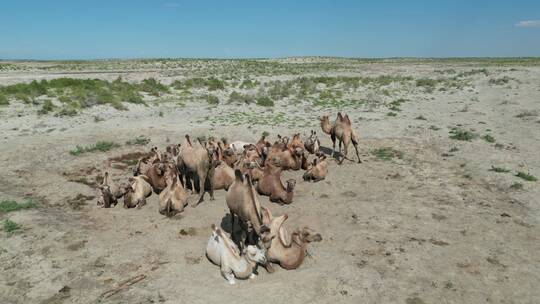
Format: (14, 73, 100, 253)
(1, 59, 539, 304)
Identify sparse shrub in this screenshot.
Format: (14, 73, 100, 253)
(228, 91, 254, 104)
(489, 166, 510, 173)
(482, 134, 495, 143)
(126, 136, 150, 146)
(3, 219, 20, 235)
(0, 93, 8, 105)
(488, 76, 512, 85)
(516, 171, 537, 182)
(388, 98, 406, 111)
(387, 112, 397, 117)
(515, 110, 538, 118)
(416, 78, 438, 88)
(56, 105, 78, 117)
(0, 200, 37, 213)
(371, 147, 403, 161)
(138, 78, 169, 96)
(415, 115, 427, 120)
(449, 128, 475, 141)
(203, 94, 219, 105)
(70, 141, 120, 156)
(206, 77, 226, 91)
(94, 116, 105, 122)
(38, 99, 55, 114)
(510, 182, 523, 190)
(239, 79, 259, 89)
(256, 96, 274, 107)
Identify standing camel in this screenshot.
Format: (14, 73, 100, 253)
(319, 112, 361, 164)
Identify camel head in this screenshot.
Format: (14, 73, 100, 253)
(244, 245, 267, 265)
(285, 179, 296, 193)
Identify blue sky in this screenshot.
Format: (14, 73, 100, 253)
(1, 0, 539, 59)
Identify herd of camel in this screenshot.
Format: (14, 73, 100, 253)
(96, 112, 361, 284)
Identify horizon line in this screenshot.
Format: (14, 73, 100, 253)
(2, 56, 540, 62)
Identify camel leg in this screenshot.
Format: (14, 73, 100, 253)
(353, 143, 362, 163)
(208, 177, 215, 201)
(194, 171, 206, 207)
(263, 262, 275, 273)
(331, 133, 336, 156)
(221, 266, 236, 285)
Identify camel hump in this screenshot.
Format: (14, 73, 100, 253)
(344, 114, 351, 125)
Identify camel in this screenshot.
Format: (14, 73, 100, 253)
(226, 170, 270, 251)
(133, 153, 160, 176)
(287, 133, 305, 151)
(208, 160, 235, 191)
(158, 170, 189, 217)
(177, 135, 215, 206)
(255, 160, 296, 204)
(217, 142, 237, 167)
(229, 140, 252, 154)
(304, 130, 320, 155)
(143, 162, 173, 194)
(122, 175, 153, 209)
(261, 208, 322, 270)
(97, 172, 119, 208)
(320, 113, 361, 164)
(206, 224, 267, 285)
(266, 143, 307, 171)
(303, 153, 328, 182)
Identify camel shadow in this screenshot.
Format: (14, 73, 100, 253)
(220, 213, 233, 234)
(319, 146, 340, 160)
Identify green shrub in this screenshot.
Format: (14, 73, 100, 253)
(489, 166, 510, 173)
(203, 94, 219, 105)
(516, 171, 537, 181)
(70, 141, 120, 156)
(449, 128, 475, 141)
(256, 96, 274, 107)
(0, 200, 37, 213)
(228, 91, 254, 104)
(371, 147, 403, 160)
(3, 219, 20, 235)
(138, 78, 169, 96)
(38, 99, 56, 114)
(510, 182, 523, 190)
(125, 136, 150, 146)
(0, 93, 8, 105)
(482, 134, 495, 143)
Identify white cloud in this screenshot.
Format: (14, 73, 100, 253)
(515, 20, 540, 28)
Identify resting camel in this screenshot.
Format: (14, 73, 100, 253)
(255, 160, 296, 204)
(159, 170, 189, 217)
(265, 142, 307, 171)
(320, 112, 361, 164)
(261, 208, 322, 270)
(97, 172, 120, 208)
(206, 224, 267, 285)
(122, 175, 153, 209)
(303, 153, 328, 182)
